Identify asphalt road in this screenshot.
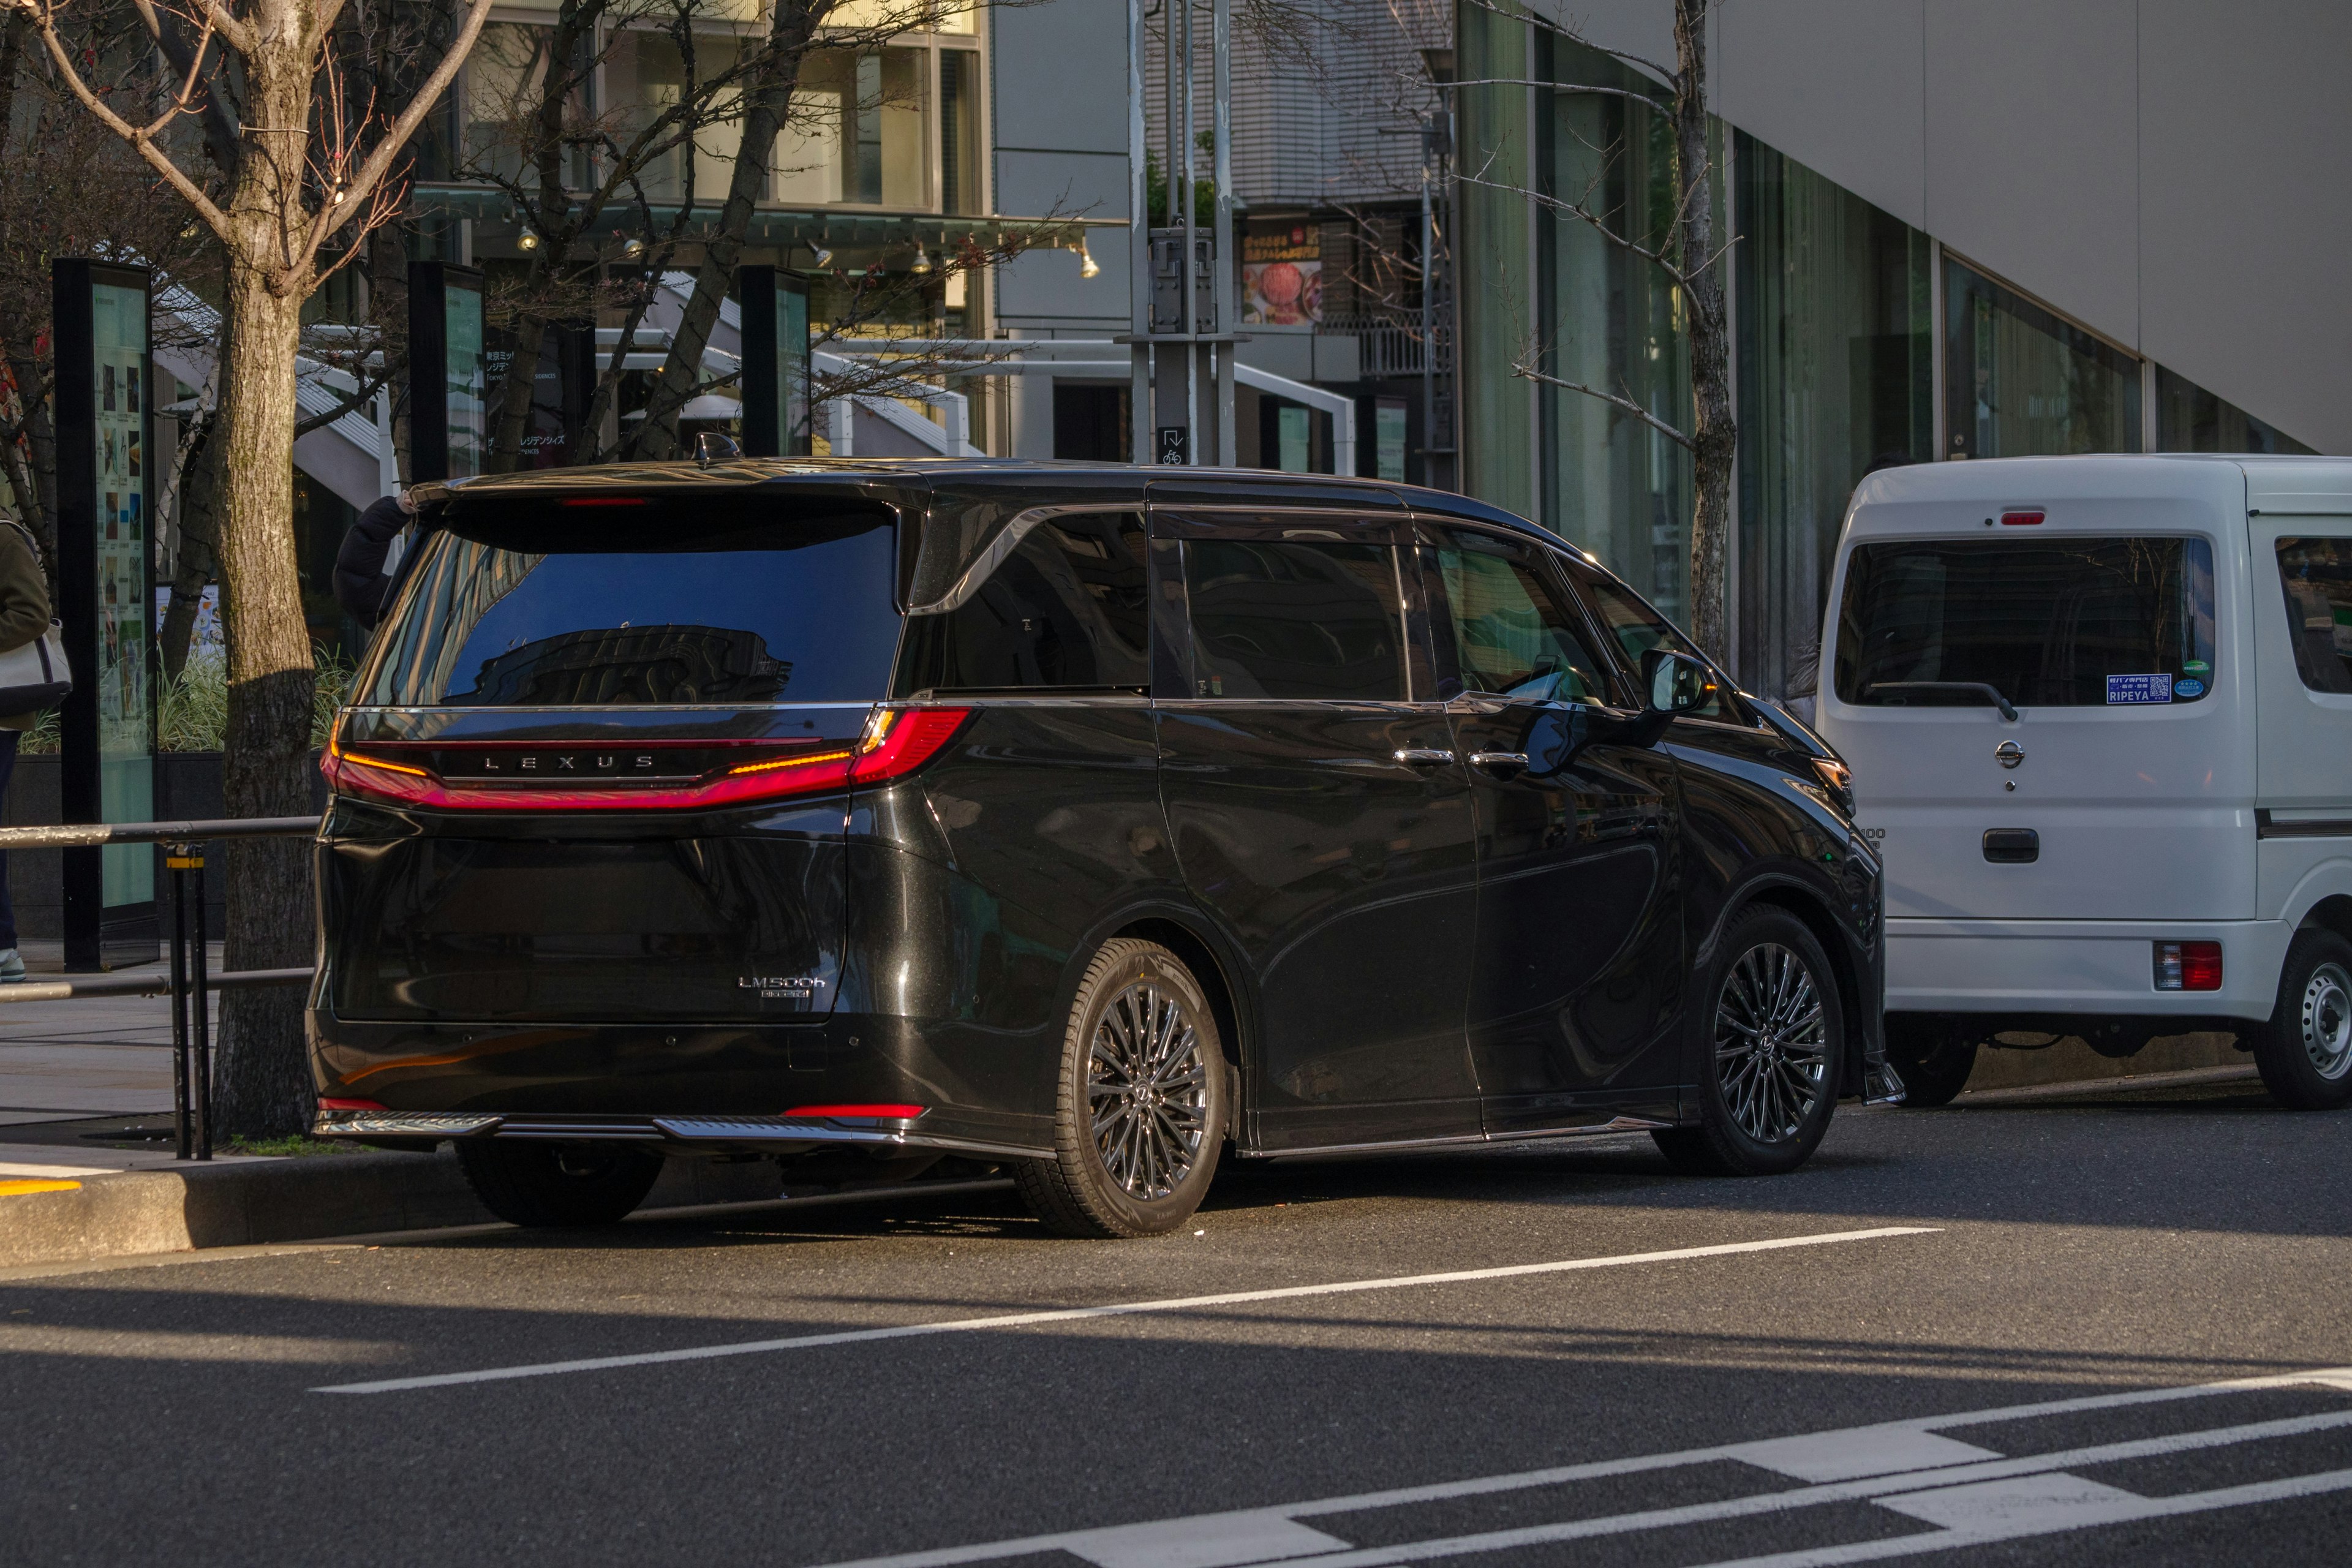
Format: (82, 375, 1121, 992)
(4, 1076, 2350, 1566)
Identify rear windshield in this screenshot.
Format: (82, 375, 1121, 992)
(361, 499, 899, 707)
(1834, 535, 2216, 709)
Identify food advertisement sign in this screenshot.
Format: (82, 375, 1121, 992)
(1243, 226, 1322, 326)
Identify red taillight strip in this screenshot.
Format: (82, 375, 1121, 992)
(317, 1097, 388, 1112)
(2000, 510, 2045, 526)
(322, 707, 972, 811)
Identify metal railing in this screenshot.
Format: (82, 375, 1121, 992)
(1317, 314, 1455, 379)
(0, 815, 321, 1161)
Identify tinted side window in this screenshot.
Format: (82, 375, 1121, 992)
(1421, 527, 1611, 704)
(2276, 538, 2352, 694)
(1184, 538, 1406, 701)
(900, 512, 1150, 694)
(1569, 561, 1731, 720)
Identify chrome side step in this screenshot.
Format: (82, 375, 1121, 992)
(1240, 1115, 1672, 1161)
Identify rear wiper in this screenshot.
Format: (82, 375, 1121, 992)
(1867, 680, 2018, 722)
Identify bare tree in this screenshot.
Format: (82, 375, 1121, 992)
(463, 0, 778, 471)
(18, 0, 495, 1135)
(1473, 0, 1734, 658)
(0, 6, 222, 573)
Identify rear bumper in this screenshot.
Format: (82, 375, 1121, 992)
(1885, 916, 2288, 1019)
(311, 1106, 1048, 1161)
(306, 1008, 1056, 1160)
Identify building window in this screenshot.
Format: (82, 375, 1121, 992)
(940, 48, 981, 214)
(2157, 367, 2313, 454)
(1943, 257, 2140, 460)
(1734, 132, 1933, 698)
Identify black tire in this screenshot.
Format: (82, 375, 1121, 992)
(1653, 907, 1844, 1177)
(455, 1140, 663, 1227)
(1016, 938, 1229, 1238)
(1883, 1015, 1981, 1109)
(2251, 928, 2352, 1110)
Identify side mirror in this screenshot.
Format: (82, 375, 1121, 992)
(1643, 648, 1716, 715)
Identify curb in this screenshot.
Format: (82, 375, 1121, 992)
(0, 1147, 791, 1270)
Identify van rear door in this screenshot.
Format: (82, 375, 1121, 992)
(1819, 503, 2252, 921)
(322, 491, 904, 1025)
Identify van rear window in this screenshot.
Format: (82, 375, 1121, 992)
(361, 499, 900, 707)
(1834, 536, 2215, 709)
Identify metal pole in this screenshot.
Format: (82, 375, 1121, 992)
(192, 851, 211, 1161)
(1422, 120, 1436, 489)
(1211, 0, 1234, 466)
(1180, 0, 1199, 462)
(1128, 0, 1151, 464)
(167, 849, 189, 1161)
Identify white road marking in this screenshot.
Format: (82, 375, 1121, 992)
(1687, 1469, 2352, 1567)
(1730, 1428, 2000, 1483)
(1062, 1516, 1351, 1568)
(311, 1224, 1937, 1395)
(1875, 1471, 2146, 1532)
(806, 1368, 2352, 1568)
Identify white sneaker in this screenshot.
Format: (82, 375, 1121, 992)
(0, 949, 24, 983)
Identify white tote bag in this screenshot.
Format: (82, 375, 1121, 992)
(0, 523, 70, 714)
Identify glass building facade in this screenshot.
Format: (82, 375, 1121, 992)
(1457, 4, 2319, 699)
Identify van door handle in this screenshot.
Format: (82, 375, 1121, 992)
(1469, 751, 1530, 777)
(1393, 748, 1456, 766)
(1983, 828, 2040, 864)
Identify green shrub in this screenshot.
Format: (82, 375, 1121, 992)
(18, 647, 356, 755)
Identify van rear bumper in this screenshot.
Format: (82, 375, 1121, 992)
(1885, 917, 2289, 1019)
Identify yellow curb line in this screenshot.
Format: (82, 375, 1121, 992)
(0, 1178, 82, 1196)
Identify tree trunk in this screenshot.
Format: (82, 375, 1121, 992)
(1673, 0, 1735, 665)
(484, 311, 550, 473)
(159, 414, 219, 679)
(208, 265, 318, 1137)
(633, 2, 822, 459)
(208, 33, 323, 1138)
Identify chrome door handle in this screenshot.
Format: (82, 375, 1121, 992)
(1469, 751, 1530, 775)
(1393, 748, 1457, 766)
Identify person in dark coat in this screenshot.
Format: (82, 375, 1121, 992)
(333, 488, 417, 633)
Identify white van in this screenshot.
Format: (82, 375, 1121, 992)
(1814, 455, 2352, 1110)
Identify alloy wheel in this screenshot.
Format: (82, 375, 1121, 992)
(1714, 942, 1830, 1143)
(2299, 961, 2352, 1082)
(1087, 978, 1211, 1199)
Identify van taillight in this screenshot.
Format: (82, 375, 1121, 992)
(321, 707, 972, 810)
(2000, 510, 2045, 526)
(2154, 941, 2222, 991)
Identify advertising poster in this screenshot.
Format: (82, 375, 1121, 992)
(91, 278, 153, 905)
(1243, 225, 1323, 326)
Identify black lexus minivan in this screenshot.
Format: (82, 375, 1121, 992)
(311, 461, 1896, 1235)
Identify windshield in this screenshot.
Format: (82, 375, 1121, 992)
(361, 498, 900, 707)
(1834, 535, 2217, 709)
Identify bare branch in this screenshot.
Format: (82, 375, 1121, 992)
(1457, 168, 1694, 288)
(1442, 77, 1667, 109)
(1460, 0, 1675, 83)
(20, 0, 232, 238)
(188, 0, 255, 56)
(303, 0, 497, 260)
(1511, 359, 1693, 451)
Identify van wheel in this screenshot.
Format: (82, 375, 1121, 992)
(2252, 929, 2352, 1110)
(455, 1141, 663, 1227)
(1884, 1017, 1980, 1108)
(1654, 907, 1842, 1177)
(1016, 938, 1227, 1237)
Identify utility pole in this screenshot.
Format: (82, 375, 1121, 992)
(1127, 0, 1238, 467)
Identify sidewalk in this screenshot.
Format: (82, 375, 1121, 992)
(0, 938, 233, 1177)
